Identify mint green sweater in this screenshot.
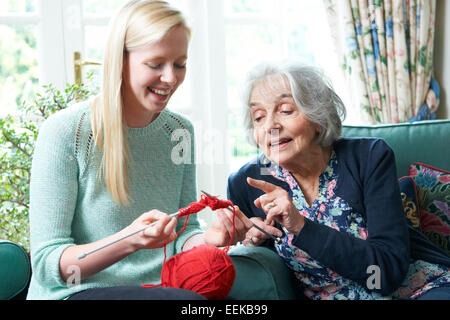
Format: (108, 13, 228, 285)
(27, 102, 202, 300)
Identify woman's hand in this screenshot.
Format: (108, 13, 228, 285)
(247, 177, 304, 235)
(243, 217, 283, 247)
(60, 209, 178, 282)
(204, 206, 254, 247)
(126, 209, 178, 251)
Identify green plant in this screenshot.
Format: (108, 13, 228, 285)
(0, 75, 97, 251)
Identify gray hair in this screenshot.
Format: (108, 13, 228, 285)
(242, 62, 346, 147)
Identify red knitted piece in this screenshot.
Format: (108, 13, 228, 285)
(142, 194, 237, 299)
(175, 194, 235, 252)
(178, 194, 234, 217)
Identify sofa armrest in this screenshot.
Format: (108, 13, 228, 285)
(227, 245, 299, 300)
(0, 240, 31, 300)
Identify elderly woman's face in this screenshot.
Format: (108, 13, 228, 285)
(249, 76, 320, 166)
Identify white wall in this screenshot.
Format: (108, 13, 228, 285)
(434, 0, 450, 119)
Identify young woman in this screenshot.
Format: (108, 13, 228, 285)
(27, 0, 249, 300)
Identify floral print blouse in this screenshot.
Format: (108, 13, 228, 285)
(270, 151, 450, 300)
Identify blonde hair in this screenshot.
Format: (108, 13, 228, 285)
(90, 0, 190, 205)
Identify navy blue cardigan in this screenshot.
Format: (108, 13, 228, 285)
(227, 138, 450, 296)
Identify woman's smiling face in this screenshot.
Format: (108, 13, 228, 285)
(122, 25, 189, 126)
(250, 75, 321, 167)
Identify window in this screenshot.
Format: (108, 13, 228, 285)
(0, 0, 39, 117)
(0, 0, 346, 204)
(223, 0, 348, 173)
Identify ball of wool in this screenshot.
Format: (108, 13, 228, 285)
(160, 244, 236, 300)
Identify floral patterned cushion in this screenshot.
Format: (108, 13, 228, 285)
(408, 162, 450, 255)
(398, 176, 421, 231)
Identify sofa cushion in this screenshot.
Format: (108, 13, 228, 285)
(227, 245, 298, 300)
(343, 119, 450, 178)
(408, 163, 450, 256)
(398, 176, 421, 231)
(0, 240, 31, 299)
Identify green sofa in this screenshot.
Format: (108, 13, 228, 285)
(227, 119, 450, 300)
(1, 120, 449, 300)
(0, 240, 30, 299)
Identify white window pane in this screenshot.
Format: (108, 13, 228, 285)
(225, 0, 348, 169)
(83, 0, 185, 15)
(83, 0, 128, 14)
(0, 0, 37, 13)
(0, 24, 38, 116)
(285, 2, 350, 121)
(166, 77, 190, 112)
(225, 23, 280, 110)
(284, 0, 324, 15)
(225, 0, 278, 15)
(225, 24, 280, 169)
(85, 25, 107, 61)
(284, 0, 333, 66)
(229, 108, 259, 173)
(285, 25, 316, 65)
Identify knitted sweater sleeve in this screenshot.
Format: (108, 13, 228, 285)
(292, 139, 410, 295)
(29, 110, 79, 289)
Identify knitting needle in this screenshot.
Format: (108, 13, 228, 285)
(78, 191, 282, 260)
(77, 211, 180, 260)
(200, 190, 282, 245)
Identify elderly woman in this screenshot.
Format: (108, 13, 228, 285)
(227, 63, 450, 300)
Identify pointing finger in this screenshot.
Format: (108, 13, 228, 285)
(247, 177, 278, 193)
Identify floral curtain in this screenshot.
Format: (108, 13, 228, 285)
(324, 0, 439, 124)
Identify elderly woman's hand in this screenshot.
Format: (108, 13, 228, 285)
(247, 177, 305, 236)
(243, 217, 283, 246)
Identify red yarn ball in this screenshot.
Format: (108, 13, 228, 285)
(160, 244, 236, 300)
